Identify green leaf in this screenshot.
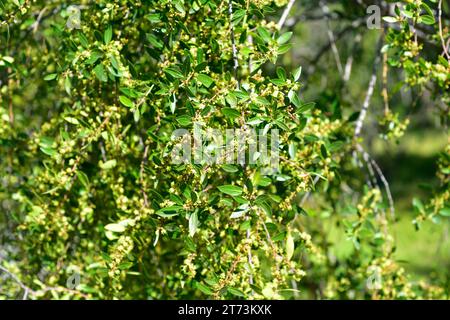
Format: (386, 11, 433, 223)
(156, 206, 182, 218)
(221, 107, 240, 119)
(94, 64, 108, 82)
(189, 211, 199, 237)
(286, 233, 294, 261)
(272, 231, 287, 242)
(118, 262, 133, 270)
(195, 282, 213, 295)
(64, 76, 72, 95)
(288, 90, 301, 108)
(221, 164, 239, 173)
(105, 223, 125, 233)
(382, 16, 397, 23)
(2, 56, 14, 64)
(257, 27, 271, 43)
(40, 147, 56, 157)
(100, 159, 117, 170)
(232, 9, 246, 25)
(119, 95, 135, 108)
(44, 73, 57, 81)
(439, 207, 450, 217)
(164, 67, 184, 79)
(277, 32, 293, 45)
(197, 74, 214, 88)
(419, 15, 435, 25)
(85, 51, 102, 65)
(230, 204, 250, 219)
(104, 25, 113, 44)
(420, 3, 433, 17)
(146, 33, 164, 49)
(292, 66, 302, 82)
(176, 115, 192, 126)
(296, 102, 315, 113)
(76, 171, 90, 188)
(78, 32, 89, 48)
(412, 197, 424, 213)
(278, 43, 292, 55)
(64, 116, 79, 125)
(227, 287, 245, 297)
(218, 185, 243, 197)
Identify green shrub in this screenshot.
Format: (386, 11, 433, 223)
(0, 0, 448, 299)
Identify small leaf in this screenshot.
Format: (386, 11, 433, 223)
(156, 206, 182, 218)
(104, 25, 113, 44)
(195, 282, 213, 295)
(2, 56, 14, 64)
(257, 27, 271, 43)
(419, 15, 435, 25)
(119, 95, 135, 108)
(227, 287, 245, 297)
(118, 262, 133, 270)
(286, 232, 294, 261)
(197, 74, 214, 88)
(64, 76, 72, 95)
(176, 115, 192, 126)
(231, 204, 250, 219)
(105, 223, 125, 233)
(382, 16, 397, 23)
(76, 171, 89, 188)
(221, 107, 240, 119)
(412, 197, 424, 213)
(64, 117, 79, 125)
(218, 185, 243, 197)
(221, 164, 239, 173)
(93, 64, 108, 82)
(100, 159, 117, 170)
(439, 207, 450, 217)
(40, 147, 56, 157)
(277, 32, 293, 45)
(292, 66, 302, 81)
(189, 211, 199, 237)
(44, 73, 57, 81)
(164, 67, 184, 79)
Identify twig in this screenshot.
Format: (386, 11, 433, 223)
(0, 265, 30, 299)
(356, 144, 395, 220)
(438, 0, 450, 60)
(354, 45, 381, 138)
(278, 0, 296, 30)
(369, 157, 395, 219)
(343, 33, 361, 82)
(320, 0, 344, 77)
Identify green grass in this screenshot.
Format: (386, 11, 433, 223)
(325, 129, 449, 282)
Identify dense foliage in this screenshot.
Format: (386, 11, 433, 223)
(0, 0, 448, 299)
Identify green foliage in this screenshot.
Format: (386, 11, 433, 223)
(0, 0, 448, 300)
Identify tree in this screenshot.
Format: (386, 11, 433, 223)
(0, 0, 448, 299)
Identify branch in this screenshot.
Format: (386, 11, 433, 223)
(278, 0, 296, 30)
(0, 265, 30, 299)
(354, 42, 382, 138)
(320, 0, 343, 77)
(438, 0, 450, 60)
(356, 144, 395, 220)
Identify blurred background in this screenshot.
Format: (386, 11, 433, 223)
(269, 0, 449, 288)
